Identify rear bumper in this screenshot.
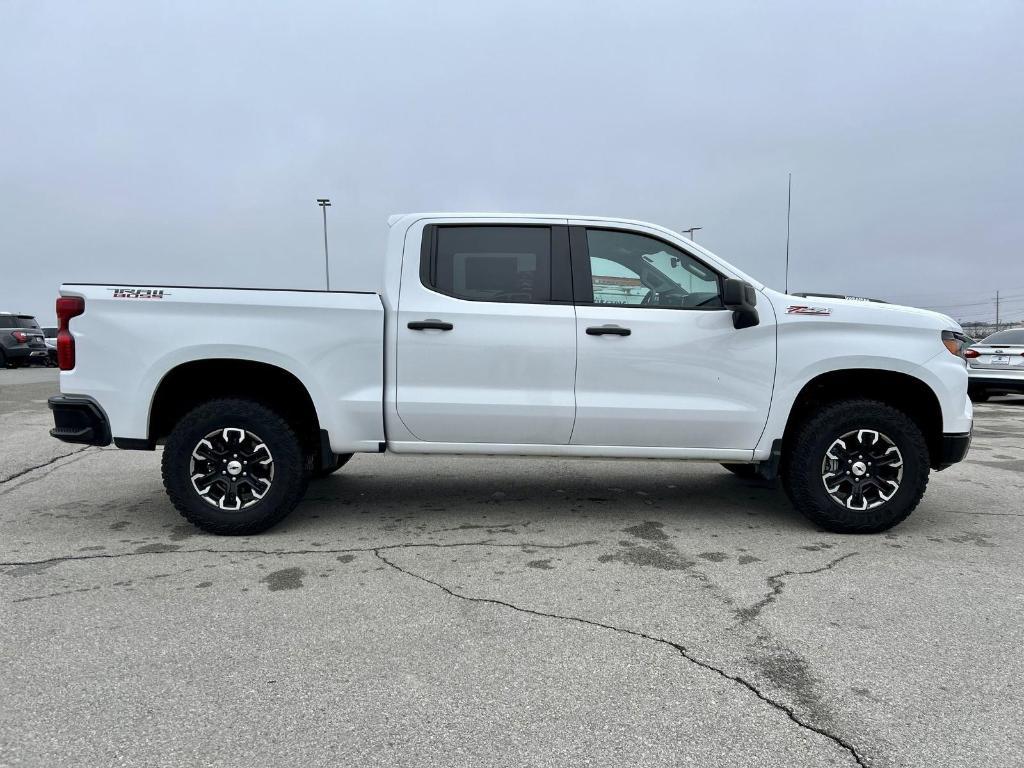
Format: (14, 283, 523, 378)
(48, 395, 112, 446)
(5, 345, 49, 362)
(968, 376, 1024, 394)
(935, 432, 971, 471)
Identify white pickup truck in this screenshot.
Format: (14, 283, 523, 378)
(49, 213, 972, 535)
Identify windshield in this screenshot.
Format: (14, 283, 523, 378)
(640, 251, 718, 293)
(979, 329, 1024, 346)
(42, 327, 58, 338)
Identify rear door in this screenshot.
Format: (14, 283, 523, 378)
(395, 220, 577, 445)
(568, 224, 776, 451)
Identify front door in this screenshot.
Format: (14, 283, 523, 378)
(569, 224, 776, 451)
(395, 221, 577, 445)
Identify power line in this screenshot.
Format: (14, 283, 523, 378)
(886, 285, 1024, 301)
(918, 295, 1024, 311)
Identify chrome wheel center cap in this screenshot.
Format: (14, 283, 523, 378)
(851, 461, 867, 477)
(226, 460, 243, 476)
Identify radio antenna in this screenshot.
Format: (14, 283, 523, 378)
(784, 173, 792, 294)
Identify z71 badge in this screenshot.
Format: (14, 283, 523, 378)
(109, 288, 170, 299)
(787, 305, 831, 316)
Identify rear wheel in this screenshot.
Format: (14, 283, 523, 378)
(162, 398, 307, 535)
(783, 399, 929, 534)
(0, 349, 8, 369)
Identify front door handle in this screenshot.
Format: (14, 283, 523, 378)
(408, 319, 454, 331)
(586, 325, 631, 336)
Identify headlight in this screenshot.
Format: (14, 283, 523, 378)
(942, 330, 969, 360)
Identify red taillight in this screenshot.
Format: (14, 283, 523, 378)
(964, 349, 980, 359)
(11, 330, 29, 343)
(56, 296, 85, 371)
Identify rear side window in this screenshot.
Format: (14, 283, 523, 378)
(981, 330, 1024, 345)
(426, 226, 552, 303)
(0, 316, 39, 329)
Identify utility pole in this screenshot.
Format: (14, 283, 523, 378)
(995, 290, 1000, 331)
(681, 226, 702, 241)
(317, 198, 331, 290)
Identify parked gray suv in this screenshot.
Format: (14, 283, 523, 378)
(0, 313, 49, 368)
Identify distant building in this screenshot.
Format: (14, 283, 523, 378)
(593, 274, 645, 305)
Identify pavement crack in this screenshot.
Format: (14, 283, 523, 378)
(373, 548, 867, 768)
(0, 446, 95, 493)
(735, 553, 858, 625)
(0, 539, 597, 569)
(0, 446, 93, 486)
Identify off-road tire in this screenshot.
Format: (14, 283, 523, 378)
(162, 398, 306, 535)
(783, 399, 930, 534)
(312, 453, 353, 479)
(720, 463, 760, 479)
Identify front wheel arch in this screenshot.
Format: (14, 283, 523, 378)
(782, 369, 944, 470)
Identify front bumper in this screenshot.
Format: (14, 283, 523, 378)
(48, 395, 111, 446)
(935, 432, 971, 470)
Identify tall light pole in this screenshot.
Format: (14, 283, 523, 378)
(784, 173, 792, 294)
(681, 226, 702, 241)
(317, 198, 331, 290)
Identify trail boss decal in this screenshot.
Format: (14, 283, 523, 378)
(109, 288, 170, 299)
(787, 305, 831, 316)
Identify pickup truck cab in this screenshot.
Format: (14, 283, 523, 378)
(49, 213, 972, 535)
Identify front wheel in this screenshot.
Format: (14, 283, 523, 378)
(782, 399, 930, 534)
(162, 398, 307, 535)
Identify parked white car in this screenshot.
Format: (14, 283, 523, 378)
(48, 213, 972, 535)
(966, 328, 1024, 401)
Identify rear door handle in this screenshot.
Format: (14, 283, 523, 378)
(586, 325, 631, 336)
(408, 319, 454, 331)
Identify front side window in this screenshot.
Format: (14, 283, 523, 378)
(586, 229, 722, 309)
(430, 226, 551, 303)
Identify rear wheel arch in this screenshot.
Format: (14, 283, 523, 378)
(782, 369, 945, 469)
(148, 359, 324, 461)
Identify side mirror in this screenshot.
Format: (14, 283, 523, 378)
(722, 279, 759, 329)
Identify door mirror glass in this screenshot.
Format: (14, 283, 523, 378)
(722, 279, 759, 329)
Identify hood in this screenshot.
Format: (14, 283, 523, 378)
(763, 288, 961, 333)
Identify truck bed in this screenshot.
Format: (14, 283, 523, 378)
(57, 284, 386, 453)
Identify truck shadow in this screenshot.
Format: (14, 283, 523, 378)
(290, 456, 808, 535)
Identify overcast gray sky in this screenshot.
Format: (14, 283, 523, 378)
(2, 1, 1022, 325)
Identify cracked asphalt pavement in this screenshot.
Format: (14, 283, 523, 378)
(2, 368, 1023, 767)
